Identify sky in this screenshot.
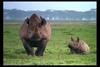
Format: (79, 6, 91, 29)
(3, 1, 96, 11)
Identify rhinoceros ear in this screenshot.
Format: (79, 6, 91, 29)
(40, 16, 46, 25)
(77, 37, 80, 42)
(71, 37, 74, 41)
(25, 18, 29, 24)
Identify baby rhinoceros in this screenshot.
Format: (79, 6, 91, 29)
(68, 37, 90, 54)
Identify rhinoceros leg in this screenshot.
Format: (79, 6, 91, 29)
(35, 39, 47, 56)
(22, 39, 34, 56)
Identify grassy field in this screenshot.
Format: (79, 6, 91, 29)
(3, 22, 96, 65)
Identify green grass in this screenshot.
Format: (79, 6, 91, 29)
(3, 22, 96, 65)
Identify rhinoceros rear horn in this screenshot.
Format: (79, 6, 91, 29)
(40, 16, 46, 25)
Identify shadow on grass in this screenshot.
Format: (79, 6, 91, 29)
(4, 49, 27, 59)
(4, 53, 18, 59)
(15, 49, 26, 54)
(65, 51, 96, 56)
(63, 31, 74, 35)
(4, 30, 11, 33)
(91, 51, 96, 54)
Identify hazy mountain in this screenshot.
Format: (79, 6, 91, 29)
(3, 9, 96, 21)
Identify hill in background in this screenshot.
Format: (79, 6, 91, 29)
(3, 9, 96, 22)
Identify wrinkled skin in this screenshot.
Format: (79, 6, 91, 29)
(20, 14, 51, 56)
(68, 37, 90, 54)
